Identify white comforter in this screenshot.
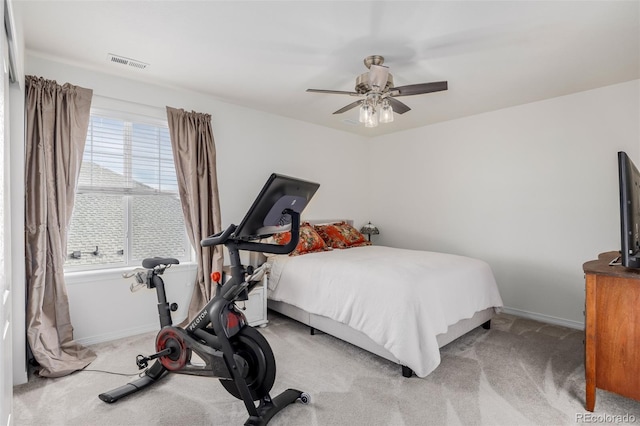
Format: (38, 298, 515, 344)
(267, 245, 503, 377)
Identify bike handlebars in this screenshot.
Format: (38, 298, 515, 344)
(200, 224, 237, 247)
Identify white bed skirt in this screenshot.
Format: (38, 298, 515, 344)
(268, 299, 496, 368)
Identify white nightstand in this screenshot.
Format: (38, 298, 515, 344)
(222, 266, 268, 328)
(238, 274, 268, 328)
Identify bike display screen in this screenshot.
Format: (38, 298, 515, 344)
(232, 173, 320, 240)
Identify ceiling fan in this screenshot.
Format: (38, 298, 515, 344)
(306, 55, 448, 126)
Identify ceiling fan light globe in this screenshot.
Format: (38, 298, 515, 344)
(365, 110, 378, 128)
(360, 104, 373, 123)
(380, 102, 394, 123)
(359, 104, 367, 123)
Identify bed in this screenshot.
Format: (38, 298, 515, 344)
(259, 220, 504, 378)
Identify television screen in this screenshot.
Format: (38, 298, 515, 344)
(618, 151, 640, 268)
(233, 173, 320, 240)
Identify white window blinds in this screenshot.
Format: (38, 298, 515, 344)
(67, 112, 189, 270)
(78, 114, 178, 195)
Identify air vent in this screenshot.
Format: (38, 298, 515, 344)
(107, 53, 149, 70)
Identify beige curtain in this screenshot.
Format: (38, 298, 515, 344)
(24, 76, 96, 377)
(166, 107, 223, 321)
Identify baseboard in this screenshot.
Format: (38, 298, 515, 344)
(74, 307, 584, 346)
(75, 323, 158, 346)
(501, 306, 584, 330)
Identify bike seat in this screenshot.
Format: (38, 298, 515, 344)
(142, 257, 180, 269)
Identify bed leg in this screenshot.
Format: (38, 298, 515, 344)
(310, 327, 315, 336)
(481, 319, 491, 330)
(401, 366, 413, 378)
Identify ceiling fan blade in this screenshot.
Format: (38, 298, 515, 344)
(333, 100, 362, 115)
(387, 98, 411, 115)
(392, 81, 448, 97)
(369, 64, 389, 92)
(307, 88, 359, 96)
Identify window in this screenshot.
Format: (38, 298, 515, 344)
(65, 111, 190, 270)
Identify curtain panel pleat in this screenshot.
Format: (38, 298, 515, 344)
(24, 75, 96, 377)
(166, 107, 223, 320)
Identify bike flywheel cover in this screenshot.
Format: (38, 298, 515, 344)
(156, 327, 188, 371)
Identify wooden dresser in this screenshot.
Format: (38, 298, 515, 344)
(583, 251, 640, 411)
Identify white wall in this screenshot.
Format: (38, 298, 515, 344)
(0, 0, 12, 418)
(368, 80, 640, 328)
(26, 55, 370, 224)
(23, 55, 369, 345)
(9, 82, 24, 386)
(9, 0, 27, 387)
(64, 265, 197, 345)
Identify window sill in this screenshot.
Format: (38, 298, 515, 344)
(64, 261, 198, 285)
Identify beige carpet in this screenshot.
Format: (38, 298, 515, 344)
(13, 313, 640, 425)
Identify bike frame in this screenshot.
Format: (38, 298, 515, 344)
(100, 210, 303, 424)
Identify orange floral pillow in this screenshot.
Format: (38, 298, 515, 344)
(314, 222, 372, 249)
(272, 222, 331, 256)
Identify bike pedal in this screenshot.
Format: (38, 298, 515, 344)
(136, 354, 149, 369)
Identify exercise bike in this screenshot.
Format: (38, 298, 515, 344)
(99, 174, 320, 426)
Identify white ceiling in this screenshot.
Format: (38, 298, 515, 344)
(13, 1, 640, 137)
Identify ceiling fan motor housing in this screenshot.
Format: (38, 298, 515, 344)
(355, 72, 394, 94)
(363, 55, 385, 69)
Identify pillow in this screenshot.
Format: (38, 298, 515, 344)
(272, 222, 331, 256)
(314, 221, 372, 249)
